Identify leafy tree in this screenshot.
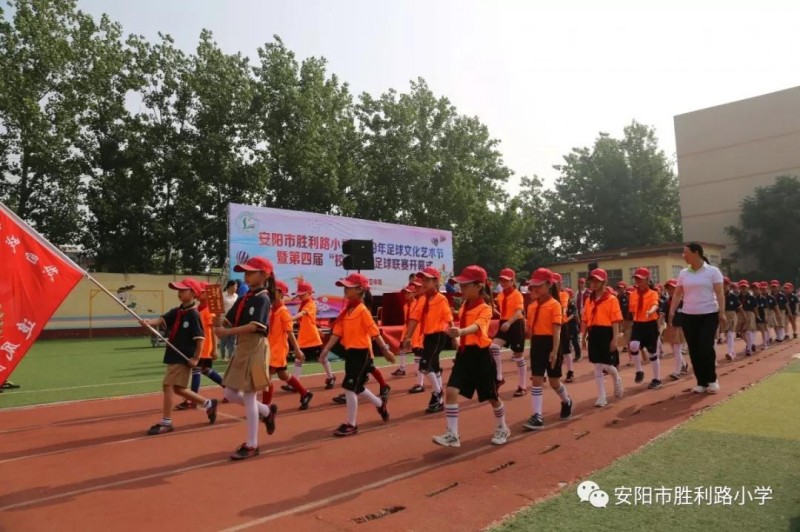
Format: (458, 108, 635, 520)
(725, 175, 800, 282)
(547, 121, 681, 258)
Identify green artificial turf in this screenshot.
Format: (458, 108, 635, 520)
(494, 361, 800, 532)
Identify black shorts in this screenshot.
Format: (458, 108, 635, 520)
(197, 358, 213, 369)
(342, 348, 372, 394)
(588, 326, 615, 365)
(447, 345, 498, 402)
(269, 365, 288, 373)
(559, 323, 571, 355)
(494, 320, 525, 353)
(420, 332, 449, 374)
(631, 321, 659, 353)
(300, 345, 322, 362)
(529, 335, 563, 378)
(412, 347, 423, 359)
(330, 341, 347, 359)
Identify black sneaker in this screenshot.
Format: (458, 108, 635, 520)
(523, 414, 544, 430)
(635, 371, 645, 384)
(174, 400, 196, 411)
(332, 393, 346, 404)
(647, 379, 662, 390)
(1, 381, 20, 389)
(425, 393, 443, 413)
(261, 404, 277, 435)
(281, 384, 295, 393)
(390, 368, 406, 377)
(379, 385, 391, 400)
(409, 384, 425, 394)
(565, 370, 574, 383)
(147, 423, 174, 435)
(560, 398, 573, 419)
(206, 399, 218, 424)
(230, 443, 259, 461)
(377, 398, 389, 422)
(324, 376, 336, 390)
(299, 391, 313, 411)
(513, 386, 526, 397)
(333, 423, 358, 437)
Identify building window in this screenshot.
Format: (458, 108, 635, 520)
(672, 265, 683, 279)
(607, 269, 623, 287)
(561, 272, 572, 288)
(709, 255, 720, 266)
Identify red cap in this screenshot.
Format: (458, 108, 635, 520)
(498, 268, 516, 281)
(578, 277, 586, 284)
(633, 267, 650, 280)
(551, 272, 563, 283)
(785, 282, 794, 290)
(723, 276, 731, 284)
(401, 283, 417, 293)
(654, 283, 663, 292)
(665, 279, 677, 288)
(275, 280, 289, 294)
(760, 282, 769, 289)
(296, 281, 314, 295)
(528, 268, 553, 287)
(336, 273, 370, 289)
(770, 280, 780, 287)
(452, 265, 488, 284)
(589, 268, 608, 282)
(738, 280, 750, 288)
(168, 278, 203, 297)
(565, 288, 574, 296)
(234, 256, 274, 274)
(416, 267, 441, 281)
(617, 281, 627, 289)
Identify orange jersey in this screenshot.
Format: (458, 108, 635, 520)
(459, 301, 493, 347)
(268, 306, 293, 367)
(559, 290, 569, 318)
(199, 306, 216, 359)
(496, 289, 524, 321)
(409, 296, 424, 349)
(411, 292, 452, 335)
(629, 289, 660, 322)
(296, 300, 322, 348)
(582, 293, 623, 327)
(527, 297, 563, 336)
(333, 303, 380, 349)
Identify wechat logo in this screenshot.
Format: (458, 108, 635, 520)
(577, 480, 609, 508)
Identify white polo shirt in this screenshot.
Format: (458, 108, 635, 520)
(676, 263, 724, 315)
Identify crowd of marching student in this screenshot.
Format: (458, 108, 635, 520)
(141, 242, 799, 460)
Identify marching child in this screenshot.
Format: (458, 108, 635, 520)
(754, 283, 770, 350)
(628, 268, 662, 389)
(432, 265, 510, 447)
(283, 281, 322, 391)
(320, 273, 394, 437)
(722, 277, 741, 360)
(402, 267, 454, 413)
(393, 282, 420, 376)
(581, 269, 624, 407)
(784, 283, 798, 339)
(141, 278, 218, 435)
(771, 281, 788, 342)
(522, 268, 573, 430)
(661, 279, 688, 379)
(264, 280, 314, 411)
(491, 268, 527, 396)
(213, 257, 277, 460)
(408, 281, 427, 393)
(564, 288, 580, 382)
(739, 281, 758, 355)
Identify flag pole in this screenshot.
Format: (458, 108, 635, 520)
(0, 203, 194, 363)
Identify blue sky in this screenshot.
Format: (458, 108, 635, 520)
(73, 0, 800, 191)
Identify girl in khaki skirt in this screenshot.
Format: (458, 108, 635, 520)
(661, 279, 687, 380)
(214, 256, 276, 460)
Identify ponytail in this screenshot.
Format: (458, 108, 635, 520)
(549, 283, 559, 299)
(267, 274, 277, 304)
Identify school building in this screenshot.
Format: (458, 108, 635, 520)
(544, 242, 725, 289)
(674, 85, 800, 269)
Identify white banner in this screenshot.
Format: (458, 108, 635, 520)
(228, 204, 454, 317)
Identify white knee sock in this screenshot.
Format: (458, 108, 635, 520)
(321, 357, 333, 378)
(726, 332, 735, 355)
(427, 372, 442, 394)
(531, 385, 543, 415)
(292, 360, 303, 379)
(490, 343, 503, 380)
(631, 353, 643, 372)
(593, 364, 607, 398)
(224, 387, 243, 404)
(399, 353, 408, 369)
(516, 357, 527, 388)
(345, 390, 358, 426)
(650, 357, 661, 380)
(360, 388, 382, 407)
(673, 344, 684, 373)
(242, 391, 259, 447)
(565, 354, 574, 372)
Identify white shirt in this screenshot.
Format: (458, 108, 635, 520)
(223, 291, 238, 313)
(676, 263, 724, 315)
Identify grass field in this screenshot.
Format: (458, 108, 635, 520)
(494, 360, 800, 532)
(0, 337, 450, 409)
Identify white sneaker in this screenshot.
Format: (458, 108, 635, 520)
(594, 396, 608, 407)
(491, 426, 510, 445)
(691, 385, 707, 393)
(613, 377, 624, 398)
(706, 382, 720, 394)
(432, 431, 461, 448)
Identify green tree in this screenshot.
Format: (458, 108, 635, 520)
(547, 121, 681, 258)
(725, 175, 800, 282)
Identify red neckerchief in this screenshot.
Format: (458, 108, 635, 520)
(530, 296, 552, 335)
(169, 303, 197, 341)
(459, 296, 482, 325)
(501, 287, 514, 317)
(636, 287, 648, 318)
(336, 298, 362, 323)
(589, 290, 612, 327)
(197, 302, 207, 312)
(298, 298, 311, 314)
(420, 289, 438, 335)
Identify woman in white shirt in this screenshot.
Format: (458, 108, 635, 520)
(668, 243, 727, 394)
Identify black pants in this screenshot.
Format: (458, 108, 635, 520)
(681, 312, 719, 387)
(569, 325, 581, 359)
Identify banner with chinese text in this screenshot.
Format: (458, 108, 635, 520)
(228, 204, 454, 317)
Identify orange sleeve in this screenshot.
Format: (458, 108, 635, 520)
(332, 318, 344, 339)
(511, 291, 524, 313)
(438, 297, 453, 327)
(551, 301, 563, 326)
(362, 307, 380, 338)
(526, 302, 535, 332)
(610, 297, 623, 323)
(410, 299, 423, 322)
(280, 308, 293, 333)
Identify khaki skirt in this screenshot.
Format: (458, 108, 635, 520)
(223, 333, 270, 392)
(724, 311, 737, 333)
(662, 324, 685, 345)
(163, 363, 191, 387)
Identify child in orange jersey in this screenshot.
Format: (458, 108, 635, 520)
(402, 267, 454, 413)
(491, 268, 527, 396)
(581, 269, 624, 407)
(628, 268, 662, 389)
(262, 280, 314, 413)
(283, 281, 322, 391)
(393, 281, 421, 376)
(522, 268, 573, 430)
(433, 266, 510, 447)
(407, 280, 427, 393)
(320, 273, 394, 437)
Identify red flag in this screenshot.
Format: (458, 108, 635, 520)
(0, 204, 84, 382)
